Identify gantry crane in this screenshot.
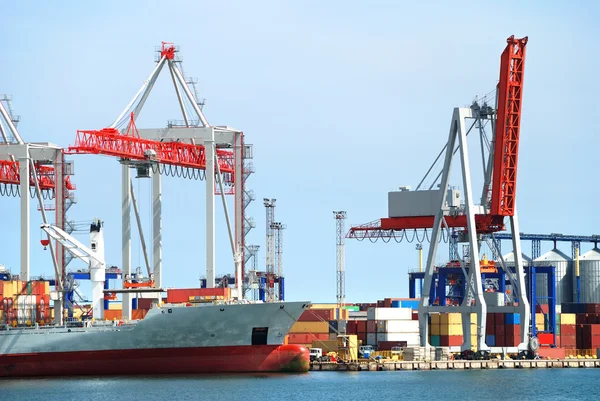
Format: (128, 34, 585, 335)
(347, 36, 530, 353)
(0, 95, 76, 324)
(66, 42, 246, 318)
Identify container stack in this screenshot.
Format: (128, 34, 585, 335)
(0, 280, 51, 326)
(368, 307, 419, 349)
(287, 304, 348, 348)
(559, 303, 600, 349)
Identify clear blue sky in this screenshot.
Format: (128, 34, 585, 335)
(0, 1, 598, 304)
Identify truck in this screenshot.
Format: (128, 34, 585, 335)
(309, 348, 323, 362)
(359, 345, 373, 359)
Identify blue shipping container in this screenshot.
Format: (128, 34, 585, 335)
(391, 300, 401, 308)
(401, 300, 420, 309)
(504, 313, 520, 325)
(486, 335, 495, 346)
(430, 335, 441, 346)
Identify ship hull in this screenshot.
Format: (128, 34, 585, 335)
(0, 301, 311, 377)
(0, 344, 309, 377)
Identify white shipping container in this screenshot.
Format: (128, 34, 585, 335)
(382, 320, 419, 334)
(366, 333, 377, 346)
(367, 307, 412, 321)
(377, 332, 420, 346)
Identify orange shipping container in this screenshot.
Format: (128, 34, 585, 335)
(287, 333, 330, 344)
(289, 321, 329, 334)
(104, 310, 122, 320)
(131, 309, 148, 320)
(167, 288, 231, 303)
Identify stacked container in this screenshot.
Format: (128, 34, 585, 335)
(368, 307, 419, 349)
(287, 305, 348, 348)
(0, 280, 51, 326)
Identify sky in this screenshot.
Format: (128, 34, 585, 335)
(0, 0, 599, 304)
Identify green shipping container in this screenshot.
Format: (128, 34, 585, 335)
(343, 306, 360, 312)
(430, 335, 441, 347)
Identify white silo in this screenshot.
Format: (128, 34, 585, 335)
(533, 248, 573, 305)
(578, 248, 600, 303)
(499, 252, 532, 303)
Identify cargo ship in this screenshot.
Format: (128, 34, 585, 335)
(0, 300, 311, 377)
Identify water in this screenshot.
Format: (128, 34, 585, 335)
(1, 370, 599, 401)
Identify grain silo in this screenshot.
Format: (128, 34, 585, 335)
(533, 248, 573, 305)
(578, 248, 600, 303)
(498, 252, 532, 303)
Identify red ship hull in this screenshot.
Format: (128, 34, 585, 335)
(0, 344, 310, 377)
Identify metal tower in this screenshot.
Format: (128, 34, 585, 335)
(263, 198, 276, 302)
(334, 211, 347, 311)
(271, 221, 286, 300)
(246, 244, 260, 300)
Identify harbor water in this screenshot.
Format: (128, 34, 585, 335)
(2, 370, 599, 401)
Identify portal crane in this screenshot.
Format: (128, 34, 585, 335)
(66, 42, 246, 318)
(347, 36, 530, 353)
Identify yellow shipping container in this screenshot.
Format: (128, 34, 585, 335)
(431, 313, 441, 325)
(310, 303, 337, 310)
(536, 323, 544, 331)
(108, 302, 122, 310)
(535, 313, 544, 326)
(441, 323, 463, 336)
(561, 313, 576, 325)
(430, 324, 440, 336)
(290, 321, 329, 334)
(312, 339, 338, 352)
(446, 313, 462, 324)
(1, 281, 14, 298)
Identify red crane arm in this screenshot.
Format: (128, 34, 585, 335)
(490, 36, 528, 217)
(0, 161, 61, 190)
(66, 128, 235, 174)
(347, 214, 505, 238)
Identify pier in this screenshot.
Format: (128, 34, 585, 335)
(310, 359, 600, 371)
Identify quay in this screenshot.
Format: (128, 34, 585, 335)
(309, 359, 600, 371)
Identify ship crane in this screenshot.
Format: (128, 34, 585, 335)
(347, 36, 530, 353)
(41, 220, 106, 320)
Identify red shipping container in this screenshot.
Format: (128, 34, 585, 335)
(561, 324, 576, 336)
(357, 332, 367, 343)
(537, 333, 555, 346)
(505, 333, 521, 346)
(560, 334, 576, 348)
(505, 324, 520, 337)
(412, 311, 418, 320)
(585, 304, 600, 314)
(346, 320, 358, 334)
(357, 320, 367, 333)
(576, 314, 587, 325)
(298, 309, 332, 322)
(538, 347, 565, 359)
(137, 298, 154, 310)
(592, 324, 600, 336)
(495, 333, 505, 347)
(377, 341, 408, 350)
(288, 333, 330, 344)
(495, 324, 505, 337)
(367, 320, 377, 333)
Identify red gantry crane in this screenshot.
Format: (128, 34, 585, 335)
(66, 43, 246, 319)
(347, 36, 530, 353)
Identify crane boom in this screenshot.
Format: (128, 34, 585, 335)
(41, 223, 104, 265)
(490, 36, 528, 217)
